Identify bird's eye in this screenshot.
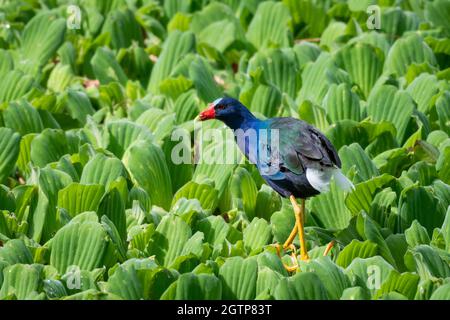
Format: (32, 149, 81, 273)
(216, 104, 226, 110)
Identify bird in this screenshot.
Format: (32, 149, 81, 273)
(199, 97, 354, 271)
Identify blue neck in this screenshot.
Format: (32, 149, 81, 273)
(221, 109, 259, 131)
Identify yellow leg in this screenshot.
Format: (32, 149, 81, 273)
(283, 224, 297, 249)
(323, 240, 335, 256)
(290, 196, 309, 261)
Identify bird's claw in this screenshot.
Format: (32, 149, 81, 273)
(273, 243, 300, 272)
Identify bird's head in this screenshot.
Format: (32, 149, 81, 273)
(199, 97, 253, 125)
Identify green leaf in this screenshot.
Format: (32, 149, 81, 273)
(425, 0, 450, 32)
(339, 143, 379, 183)
(64, 89, 95, 126)
(405, 220, 431, 247)
(411, 245, 450, 279)
(336, 240, 379, 268)
(91, 47, 128, 85)
(375, 271, 420, 300)
(335, 43, 384, 99)
(105, 120, 153, 159)
(430, 283, 450, 300)
(20, 12, 66, 69)
(0, 128, 20, 183)
(345, 174, 394, 215)
(230, 167, 258, 219)
(0, 264, 43, 300)
(274, 272, 328, 300)
(249, 84, 282, 118)
(0, 239, 33, 265)
(270, 204, 296, 245)
(50, 215, 109, 273)
(249, 48, 301, 98)
(196, 215, 229, 249)
(246, 1, 291, 50)
(135, 108, 175, 143)
(255, 184, 282, 221)
(299, 52, 349, 105)
(218, 256, 258, 300)
(188, 57, 223, 103)
(357, 213, 397, 268)
(399, 186, 446, 236)
(256, 267, 283, 297)
(174, 273, 222, 300)
(340, 286, 370, 300)
(3, 101, 43, 135)
(80, 153, 125, 188)
(345, 256, 394, 295)
(323, 83, 361, 122)
(406, 73, 440, 114)
(102, 9, 143, 49)
(243, 217, 272, 253)
(30, 129, 68, 167)
(147, 215, 198, 267)
(172, 181, 218, 213)
(436, 91, 450, 135)
(123, 140, 172, 210)
(105, 258, 159, 300)
(310, 179, 352, 230)
(367, 85, 415, 143)
(57, 183, 105, 218)
(193, 138, 240, 199)
(0, 70, 34, 103)
(301, 257, 351, 299)
(148, 31, 195, 93)
(384, 34, 436, 77)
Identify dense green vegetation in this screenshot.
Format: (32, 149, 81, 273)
(0, 0, 449, 300)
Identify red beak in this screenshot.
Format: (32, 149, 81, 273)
(199, 104, 215, 121)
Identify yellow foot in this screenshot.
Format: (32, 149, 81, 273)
(300, 253, 310, 262)
(274, 243, 299, 272)
(323, 240, 335, 257)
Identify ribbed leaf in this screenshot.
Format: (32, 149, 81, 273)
(310, 179, 352, 230)
(0, 128, 20, 183)
(336, 240, 378, 268)
(57, 183, 105, 218)
(20, 12, 66, 69)
(123, 140, 172, 210)
(50, 217, 109, 273)
(399, 186, 446, 235)
(246, 1, 291, 50)
(3, 101, 43, 136)
(243, 217, 272, 252)
(80, 153, 125, 188)
(146, 215, 199, 267)
(0, 264, 43, 300)
(274, 272, 328, 300)
(248, 48, 300, 98)
(323, 83, 362, 122)
(148, 31, 195, 93)
(172, 181, 218, 213)
(302, 257, 351, 300)
(218, 256, 258, 300)
(367, 85, 415, 143)
(105, 120, 153, 159)
(174, 273, 222, 300)
(0, 70, 34, 104)
(384, 34, 436, 76)
(30, 129, 68, 167)
(335, 43, 384, 98)
(91, 47, 127, 85)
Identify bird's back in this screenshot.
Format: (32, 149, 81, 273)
(248, 117, 352, 198)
